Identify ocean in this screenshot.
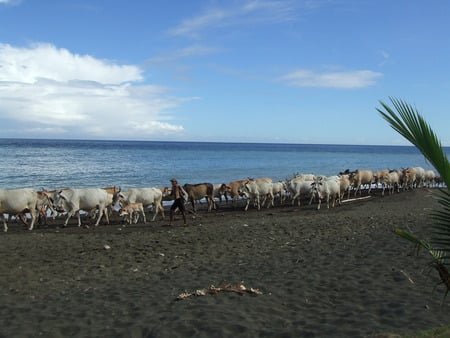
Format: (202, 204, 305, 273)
(0, 138, 443, 190)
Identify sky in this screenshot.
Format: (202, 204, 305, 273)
(1, 0, 449, 145)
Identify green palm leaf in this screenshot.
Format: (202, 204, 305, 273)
(377, 97, 450, 188)
(377, 97, 450, 266)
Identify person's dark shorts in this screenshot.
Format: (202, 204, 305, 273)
(171, 198, 185, 212)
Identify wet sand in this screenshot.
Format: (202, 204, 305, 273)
(0, 188, 449, 337)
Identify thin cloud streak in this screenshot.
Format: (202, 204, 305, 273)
(168, 0, 299, 38)
(279, 69, 383, 89)
(0, 0, 20, 5)
(146, 44, 220, 64)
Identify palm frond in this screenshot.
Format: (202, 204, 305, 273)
(378, 97, 450, 268)
(395, 228, 445, 262)
(377, 97, 450, 188)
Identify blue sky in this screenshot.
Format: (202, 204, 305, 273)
(1, 0, 449, 145)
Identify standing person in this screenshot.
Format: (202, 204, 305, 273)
(168, 178, 187, 226)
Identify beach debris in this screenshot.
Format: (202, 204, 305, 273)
(176, 282, 262, 301)
(341, 195, 372, 203)
(399, 269, 415, 284)
(103, 244, 111, 250)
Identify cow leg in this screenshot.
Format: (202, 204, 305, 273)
(103, 206, 110, 225)
(28, 209, 37, 231)
(256, 195, 261, 210)
(309, 193, 315, 206)
(139, 208, 145, 223)
(76, 211, 83, 227)
(17, 213, 28, 226)
(244, 198, 250, 211)
(2, 214, 8, 232)
(268, 192, 274, 208)
(356, 185, 360, 196)
(291, 194, 296, 206)
(159, 203, 165, 220)
(151, 204, 159, 222)
(159, 202, 165, 221)
(63, 210, 75, 227)
(94, 206, 106, 226)
(208, 197, 216, 212)
(152, 202, 164, 221)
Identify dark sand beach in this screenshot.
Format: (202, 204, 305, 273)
(1, 188, 449, 337)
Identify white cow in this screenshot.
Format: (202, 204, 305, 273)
(271, 181, 287, 206)
(238, 179, 274, 211)
(310, 176, 341, 210)
(285, 175, 315, 206)
(349, 170, 374, 196)
(373, 169, 389, 194)
(0, 188, 39, 232)
(425, 170, 436, 187)
(52, 188, 110, 227)
(16, 190, 56, 227)
(413, 166, 426, 188)
(113, 187, 165, 221)
(387, 170, 400, 195)
(338, 174, 351, 200)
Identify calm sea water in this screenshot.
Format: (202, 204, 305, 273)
(0, 138, 443, 190)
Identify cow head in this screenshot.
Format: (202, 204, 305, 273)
(219, 183, 231, 194)
(50, 190, 68, 213)
(310, 177, 324, 199)
(112, 192, 125, 206)
(118, 208, 129, 217)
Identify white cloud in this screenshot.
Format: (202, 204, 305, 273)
(0, 43, 142, 84)
(0, 43, 189, 139)
(279, 69, 383, 89)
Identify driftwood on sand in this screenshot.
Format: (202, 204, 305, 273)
(176, 282, 262, 301)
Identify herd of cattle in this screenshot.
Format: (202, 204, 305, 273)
(0, 166, 443, 232)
